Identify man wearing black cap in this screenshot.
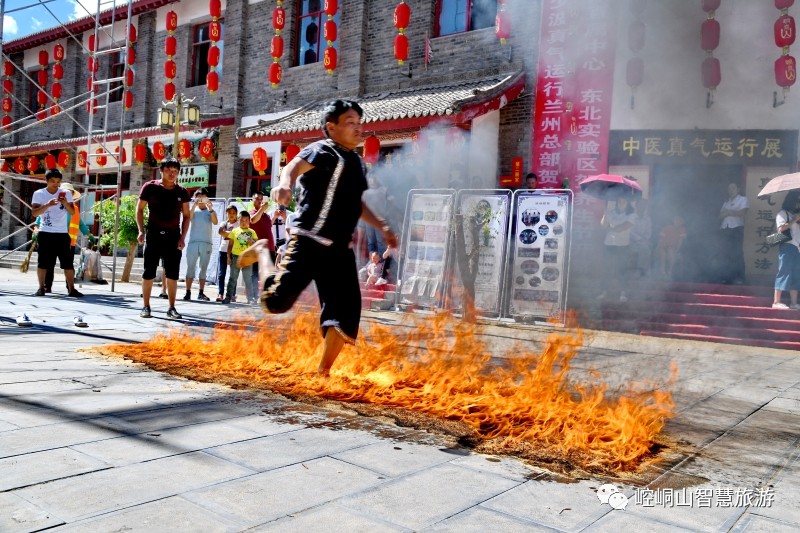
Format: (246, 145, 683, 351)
(136, 156, 191, 318)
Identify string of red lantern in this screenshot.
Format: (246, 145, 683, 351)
(152, 142, 167, 163)
(363, 135, 380, 164)
(394, 1, 410, 65)
(284, 143, 300, 164)
(495, 0, 511, 45)
(626, 1, 646, 109)
(323, 0, 338, 74)
(199, 138, 215, 161)
(134, 142, 148, 166)
(45, 154, 57, 170)
(165, 11, 178, 101)
(124, 25, 137, 111)
(207, 0, 222, 93)
(252, 147, 268, 175)
(269, 0, 285, 88)
(774, 0, 797, 105)
(51, 44, 64, 116)
(701, 0, 722, 107)
(37, 49, 49, 121)
(28, 156, 39, 174)
(87, 35, 99, 115)
(178, 139, 192, 162)
(2, 60, 14, 131)
(77, 150, 88, 169)
(57, 150, 70, 171)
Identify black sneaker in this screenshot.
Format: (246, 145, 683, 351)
(158, 293, 169, 299)
(35, 288, 46, 296)
(140, 306, 151, 318)
(197, 292, 210, 301)
(166, 307, 183, 319)
(68, 289, 84, 298)
(182, 291, 191, 301)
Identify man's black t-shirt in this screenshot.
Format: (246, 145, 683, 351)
(139, 180, 190, 232)
(293, 139, 368, 246)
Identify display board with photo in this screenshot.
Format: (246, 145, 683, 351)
(448, 191, 512, 315)
(398, 191, 455, 308)
(508, 191, 572, 322)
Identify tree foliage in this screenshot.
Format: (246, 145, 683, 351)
(93, 195, 143, 251)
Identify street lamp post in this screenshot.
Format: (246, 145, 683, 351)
(157, 94, 201, 158)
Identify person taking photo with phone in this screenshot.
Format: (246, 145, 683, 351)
(29, 169, 83, 297)
(183, 188, 218, 301)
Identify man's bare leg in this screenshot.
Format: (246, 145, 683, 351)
(142, 278, 154, 307)
(166, 277, 178, 307)
(239, 239, 274, 289)
(37, 267, 47, 290)
(65, 269, 75, 293)
(185, 277, 193, 293)
(318, 328, 346, 376)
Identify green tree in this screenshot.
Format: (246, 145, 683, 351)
(93, 195, 143, 282)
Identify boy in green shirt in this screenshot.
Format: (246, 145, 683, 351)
(223, 211, 258, 304)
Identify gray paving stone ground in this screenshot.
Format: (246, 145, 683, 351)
(1, 268, 799, 532)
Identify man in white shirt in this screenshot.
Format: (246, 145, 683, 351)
(29, 169, 83, 297)
(719, 182, 749, 285)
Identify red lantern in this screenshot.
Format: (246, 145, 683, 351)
(1, 98, 11, 113)
(495, 9, 511, 44)
(37, 70, 48, 87)
(252, 147, 268, 174)
(166, 11, 178, 32)
(394, 34, 409, 64)
(701, 19, 720, 52)
(96, 147, 107, 167)
(153, 142, 166, 162)
(88, 56, 99, 73)
(2, 79, 12, 94)
(37, 90, 48, 106)
(210, 20, 222, 43)
(1, 160, 8, 172)
(3, 61, 14, 76)
(87, 76, 94, 92)
(129, 25, 137, 44)
(50, 104, 61, 116)
(323, 47, 337, 73)
(702, 56, 721, 88)
(127, 47, 136, 66)
(77, 151, 87, 169)
(165, 35, 177, 57)
(114, 146, 127, 164)
(210, 0, 222, 18)
(269, 62, 282, 87)
(86, 98, 98, 114)
(285, 143, 300, 162)
(57, 151, 70, 170)
(53, 63, 64, 80)
(626, 57, 644, 87)
(28, 156, 39, 173)
(15, 158, 26, 173)
(199, 138, 215, 161)
(324, 19, 337, 43)
(88, 34, 96, 52)
(53, 44, 65, 62)
(702, 0, 721, 12)
(207, 71, 219, 93)
(124, 91, 134, 110)
(178, 139, 192, 161)
(775, 54, 797, 87)
(324, 0, 338, 16)
(394, 2, 411, 30)
(208, 46, 220, 67)
(134, 143, 147, 166)
(776, 0, 794, 9)
(629, 19, 645, 52)
(45, 154, 57, 170)
(164, 82, 176, 101)
(164, 60, 177, 79)
(363, 135, 380, 164)
(1, 115, 11, 130)
(51, 83, 62, 99)
(38, 50, 48, 67)
(776, 15, 796, 48)
(273, 7, 286, 32)
(36, 110, 47, 121)
(126, 69, 135, 88)
(271, 36, 284, 60)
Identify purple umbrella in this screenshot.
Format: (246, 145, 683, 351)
(579, 174, 643, 200)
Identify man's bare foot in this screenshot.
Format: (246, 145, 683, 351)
(238, 239, 272, 269)
(317, 367, 331, 377)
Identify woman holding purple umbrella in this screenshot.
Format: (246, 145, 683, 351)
(772, 190, 800, 309)
(597, 195, 636, 302)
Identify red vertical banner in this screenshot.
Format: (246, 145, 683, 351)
(532, 0, 618, 241)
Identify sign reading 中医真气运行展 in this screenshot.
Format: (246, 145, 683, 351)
(176, 165, 209, 188)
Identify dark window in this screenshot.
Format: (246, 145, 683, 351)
(436, 0, 497, 37)
(243, 159, 273, 196)
(27, 70, 38, 115)
(108, 51, 126, 102)
(296, 0, 339, 66)
(190, 20, 224, 87)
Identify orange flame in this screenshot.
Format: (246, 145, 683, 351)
(104, 311, 675, 473)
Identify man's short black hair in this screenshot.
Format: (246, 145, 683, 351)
(160, 156, 181, 170)
(321, 100, 363, 138)
(45, 169, 62, 180)
(525, 173, 537, 181)
(239, 210, 251, 218)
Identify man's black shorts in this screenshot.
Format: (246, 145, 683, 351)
(143, 230, 182, 280)
(37, 232, 74, 271)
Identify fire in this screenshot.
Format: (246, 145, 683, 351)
(103, 311, 675, 474)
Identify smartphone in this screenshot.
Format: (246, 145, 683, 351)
(279, 205, 286, 212)
(58, 191, 66, 201)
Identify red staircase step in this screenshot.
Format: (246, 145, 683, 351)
(640, 330, 800, 352)
(600, 309, 800, 331)
(633, 321, 800, 343)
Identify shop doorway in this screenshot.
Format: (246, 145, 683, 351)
(650, 164, 743, 283)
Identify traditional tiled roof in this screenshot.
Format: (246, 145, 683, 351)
(238, 71, 526, 142)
